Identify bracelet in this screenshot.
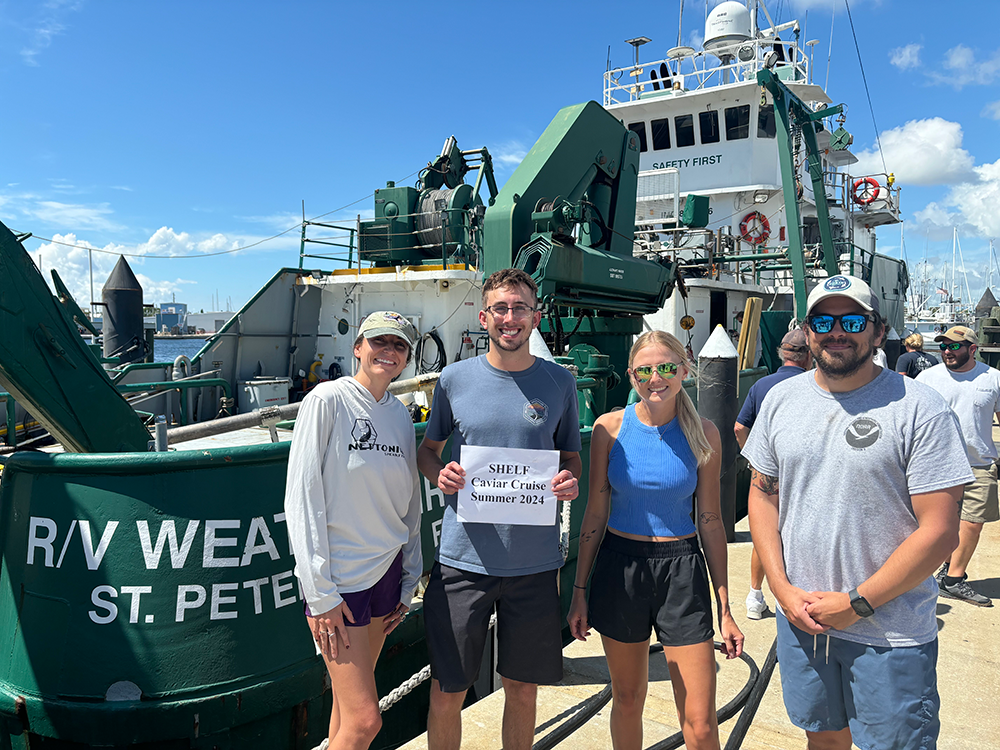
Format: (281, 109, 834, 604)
(573, 584, 587, 589)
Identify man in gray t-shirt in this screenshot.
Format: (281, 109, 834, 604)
(743, 275, 970, 750)
(918, 324, 1000, 607)
(417, 269, 582, 750)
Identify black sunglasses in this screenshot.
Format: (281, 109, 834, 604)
(804, 314, 873, 335)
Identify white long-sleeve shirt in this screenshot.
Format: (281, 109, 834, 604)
(284, 377, 422, 616)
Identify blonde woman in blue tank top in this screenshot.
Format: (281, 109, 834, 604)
(568, 331, 744, 750)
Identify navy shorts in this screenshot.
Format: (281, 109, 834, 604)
(305, 550, 403, 627)
(588, 532, 714, 646)
(423, 562, 563, 693)
(776, 611, 940, 749)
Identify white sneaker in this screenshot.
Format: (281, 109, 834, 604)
(745, 591, 769, 620)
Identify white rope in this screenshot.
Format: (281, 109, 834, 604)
(559, 499, 572, 562)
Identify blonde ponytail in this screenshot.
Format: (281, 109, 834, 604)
(629, 331, 714, 466)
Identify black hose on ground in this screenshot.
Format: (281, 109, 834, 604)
(531, 641, 762, 750)
(722, 637, 779, 750)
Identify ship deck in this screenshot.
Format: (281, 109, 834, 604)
(400, 429, 1000, 750)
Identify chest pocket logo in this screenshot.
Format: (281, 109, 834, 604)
(523, 399, 549, 425)
(845, 416, 882, 449)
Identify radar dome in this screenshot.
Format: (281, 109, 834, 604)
(704, 1, 752, 56)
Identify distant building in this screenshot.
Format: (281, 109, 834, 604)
(186, 311, 235, 334)
(156, 303, 188, 333)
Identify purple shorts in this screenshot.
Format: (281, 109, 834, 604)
(305, 550, 403, 627)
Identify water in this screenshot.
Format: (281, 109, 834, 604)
(153, 338, 208, 362)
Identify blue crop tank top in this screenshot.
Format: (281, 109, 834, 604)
(606, 404, 699, 537)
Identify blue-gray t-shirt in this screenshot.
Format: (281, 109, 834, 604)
(742, 368, 973, 647)
(736, 364, 806, 430)
(425, 355, 582, 576)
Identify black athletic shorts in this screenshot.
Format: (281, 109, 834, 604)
(588, 532, 714, 647)
(423, 562, 563, 693)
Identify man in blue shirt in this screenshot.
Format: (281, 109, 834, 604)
(734, 329, 811, 619)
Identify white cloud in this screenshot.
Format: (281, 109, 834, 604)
(853, 118, 975, 186)
(889, 44, 921, 70)
(912, 159, 1000, 241)
(982, 101, 1000, 121)
(18, 0, 81, 66)
(494, 141, 528, 168)
(25, 232, 201, 312)
(24, 200, 120, 232)
(928, 44, 1000, 88)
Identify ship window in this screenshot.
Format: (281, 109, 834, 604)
(651, 118, 671, 150)
(758, 104, 776, 138)
(628, 121, 648, 152)
(699, 111, 720, 144)
(675, 114, 695, 147)
(725, 105, 751, 140)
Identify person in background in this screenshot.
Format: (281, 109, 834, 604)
(284, 311, 423, 750)
(743, 275, 968, 750)
(896, 333, 937, 378)
(872, 322, 888, 368)
(917, 325, 1000, 607)
(569, 330, 743, 750)
(417, 268, 581, 750)
(734, 329, 812, 620)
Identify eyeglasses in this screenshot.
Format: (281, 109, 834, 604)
(486, 304, 536, 319)
(939, 341, 970, 351)
(631, 362, 680, 382)
(804, 314, 873, 334)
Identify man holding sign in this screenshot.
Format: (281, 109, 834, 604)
(417, 268, 582, 750)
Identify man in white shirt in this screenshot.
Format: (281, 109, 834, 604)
(917, 325, 1000, 607)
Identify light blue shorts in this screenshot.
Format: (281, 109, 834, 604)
(776, 612, 940, 750)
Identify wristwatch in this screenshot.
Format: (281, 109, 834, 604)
(849, 588, 874, 618)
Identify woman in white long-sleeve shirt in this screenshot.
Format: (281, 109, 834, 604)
(284, 311, 422, 750)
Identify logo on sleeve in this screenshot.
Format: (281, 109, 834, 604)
(523, 399, 549, 426)
(845, 416, 881, 449)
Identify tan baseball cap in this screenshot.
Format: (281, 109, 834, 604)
(358, 311, 417, 348)
(934, 326, 977, 345)
(805, 275, 880, 316)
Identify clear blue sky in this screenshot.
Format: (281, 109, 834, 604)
(2, 0, 998, 313)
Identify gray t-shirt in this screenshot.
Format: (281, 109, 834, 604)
(917, 361, 1000, 467)
(426, 355, 582, 576)
(742, 368, 973, 647)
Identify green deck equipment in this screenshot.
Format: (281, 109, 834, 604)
(0, 221, 151, 453)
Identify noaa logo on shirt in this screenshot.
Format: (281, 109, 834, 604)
(824, 276, 852, 291)
(523, 399, 549, 426)
(845, 416, 881, 449)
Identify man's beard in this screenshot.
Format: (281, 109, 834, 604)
(945, 348, 972, 370)
(810, 335, 874, 378)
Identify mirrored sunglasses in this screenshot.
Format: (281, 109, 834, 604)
(804, 314, 871, 334)
(632, 362, 680, 382)
(939, 341, 969, 351)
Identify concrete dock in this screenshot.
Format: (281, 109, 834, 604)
(401, 453, 1000, 748)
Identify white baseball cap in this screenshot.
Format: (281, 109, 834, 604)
(805, 275, 880, 317)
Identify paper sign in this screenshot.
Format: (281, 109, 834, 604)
(456, 445, 560, 526)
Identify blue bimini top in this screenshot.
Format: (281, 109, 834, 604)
(606, 404, 699, 538)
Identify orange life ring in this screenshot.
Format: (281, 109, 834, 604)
(852, 177, 880, 205)
(739, 211, 770, 246)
